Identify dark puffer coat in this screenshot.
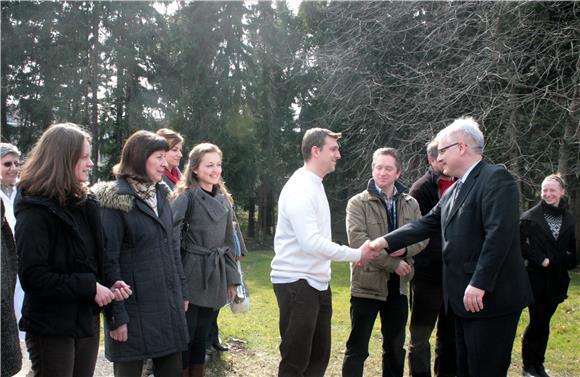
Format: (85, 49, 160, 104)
(93, 178, 188, 362)
(14, 192, 104, 337)
(520, 201, 577, 304)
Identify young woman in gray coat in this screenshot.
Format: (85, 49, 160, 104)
(93, 131, 188, 377)
(172, 143, 241, 377)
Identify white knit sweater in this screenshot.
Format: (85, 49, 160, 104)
(271, 168, 361, 289)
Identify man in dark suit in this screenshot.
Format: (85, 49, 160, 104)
(370, 117, 533, 377)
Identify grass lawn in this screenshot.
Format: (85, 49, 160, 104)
(214, 248, 580, 377)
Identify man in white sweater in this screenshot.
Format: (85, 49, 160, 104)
(271, 128, 378, 377)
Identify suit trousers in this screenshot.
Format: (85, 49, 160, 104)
(408, 278, 456, 377)
(273, 279, 332, 377)
(521, 299, 559, 368)
(454, 310, 521, 377)
(26, 315, 100, 377)
(342, 286, 408, 377)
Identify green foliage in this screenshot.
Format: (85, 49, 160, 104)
(2, 1, 579, 240)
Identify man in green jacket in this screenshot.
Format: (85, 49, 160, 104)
(342, 147, 427, 377)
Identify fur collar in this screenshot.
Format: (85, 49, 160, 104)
(91, 178, 171, 213)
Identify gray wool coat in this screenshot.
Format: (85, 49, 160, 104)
(172, 187, 241, 310)
(92, 178, 188, 362)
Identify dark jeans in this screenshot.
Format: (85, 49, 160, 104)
(342, 288, 408, 377)
(521, 299, 559, 368)
(113, 352, 181, 377)
(273, 279, 332, 377)
(183, 304, 215, 367)
(26, 315, 100, 377)
(408, 278, 456, 377)
(454, 310, 520, 377)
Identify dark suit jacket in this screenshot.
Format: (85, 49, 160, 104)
(386, 160, 533, 318)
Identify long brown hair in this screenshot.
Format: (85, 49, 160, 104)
(19, 123, 91, 205)
(113, 130, 169, 183)
(175, 143, 232, 202)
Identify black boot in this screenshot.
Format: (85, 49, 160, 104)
(523, 365, 539, 377)
(212, 336, 229, 352)
(534, 364, 550, 377)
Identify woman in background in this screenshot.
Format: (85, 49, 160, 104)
(520, 174, 577, 377)
(93, 130, 188, 377)
(15, 123, 126, 377)
(156, 128, 184, 189)
(172, 143, 240, 377)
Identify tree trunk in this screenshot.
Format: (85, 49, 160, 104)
(89, 4, 100, 182)
(257, 179, 273, 239)
(1, 43, 8, 138)
(247, 197, 256, 238)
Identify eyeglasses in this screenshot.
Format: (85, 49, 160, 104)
(2, 161, 21, 168)
(437, 142, 461, 155)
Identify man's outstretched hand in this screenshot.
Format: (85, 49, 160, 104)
(357, 240, 380, 265)
(369, 237, 406, 257)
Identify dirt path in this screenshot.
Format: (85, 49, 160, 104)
(15, 338, 274, 377)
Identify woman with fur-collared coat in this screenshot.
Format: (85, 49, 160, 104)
(172, 143, 241, 377)
(520, 174, 577, 377)
(93, 131, 188, 377)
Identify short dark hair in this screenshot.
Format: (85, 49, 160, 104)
(372, 147, 402, 172)
(113, 130, 169, 183)
(301, 128, 342, 161)
(426, 139, 438, 160)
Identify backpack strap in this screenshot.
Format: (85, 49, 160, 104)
(180, 190, 195, 246)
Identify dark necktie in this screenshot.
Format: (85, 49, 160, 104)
(451, 180, 463, 207)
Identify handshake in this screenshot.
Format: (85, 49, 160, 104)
(357, 237, 406, 266)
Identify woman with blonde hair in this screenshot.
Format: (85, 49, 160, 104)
(93, 130, 188, 377)
(172, 143, 241, 377)
(15, 123, 128, 377)
(520, 174, 577, 377)
(156, 128, 184, 189)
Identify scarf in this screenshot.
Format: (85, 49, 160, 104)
(541, 200, 565, 239)
(127, 178, 158, 216)
(163, 167, 181, 185)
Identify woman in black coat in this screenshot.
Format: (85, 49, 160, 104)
(15, 123, 128, 377)
(520, 174, 577, 377)
(93, 131, 188, 377)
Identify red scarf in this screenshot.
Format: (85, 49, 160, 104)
(164, 167, 181, 184)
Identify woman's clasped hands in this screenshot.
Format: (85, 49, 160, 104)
(94, 280, 133, 307)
